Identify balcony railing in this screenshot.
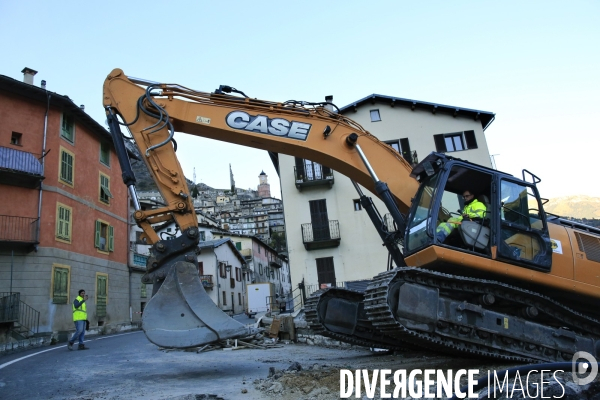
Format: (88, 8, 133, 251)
(302, 280, 371, 299)
(301, 220, 341, 250)
(199, 275, 213, 289)
(0, 146, 44, 188)
(294, 165, 334, 191)
(0, 215, 39, 251)
(132, 253, 149, 268)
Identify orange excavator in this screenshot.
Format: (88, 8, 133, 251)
(103, 69, 600, 361)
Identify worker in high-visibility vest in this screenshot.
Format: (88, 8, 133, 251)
(68, 289, 89, 350)
(436, 190, 487, 243)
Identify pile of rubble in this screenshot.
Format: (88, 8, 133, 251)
(253, 362, 340, 400)
(251, 361, 600, 400)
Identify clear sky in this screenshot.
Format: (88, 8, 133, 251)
(2, 1, 598, 199)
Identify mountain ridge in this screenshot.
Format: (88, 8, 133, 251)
(544, 195, 600, 219)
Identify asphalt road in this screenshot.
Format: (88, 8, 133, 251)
(3, 313, 590, 400)
(0, 326, 384, 400)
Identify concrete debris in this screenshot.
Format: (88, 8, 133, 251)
(287, 361, 302, 371)
(253, 362, 341, 400)
(251, 362, 600, 400)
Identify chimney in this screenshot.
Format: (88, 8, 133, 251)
(324, 95, 334, 112)
(41, 80, 47, 89)
(80, 105, 85, 110)
(21, 67, 38, 85)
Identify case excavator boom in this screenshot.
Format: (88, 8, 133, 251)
(103, 69, 600, 363)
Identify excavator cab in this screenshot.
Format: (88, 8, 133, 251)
(405, 153, 553, 271)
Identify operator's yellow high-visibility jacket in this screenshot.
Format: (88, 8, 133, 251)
(436, 199, 487, 238)
(72, 295, 87, 321)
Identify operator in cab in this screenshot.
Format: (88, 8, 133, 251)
(436, 189, 487, 243)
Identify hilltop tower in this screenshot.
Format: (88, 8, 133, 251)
(257, 170, 271, 198)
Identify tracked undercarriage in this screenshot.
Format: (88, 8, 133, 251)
(305, 268, 600, 362)
(304, 287, 404, 350)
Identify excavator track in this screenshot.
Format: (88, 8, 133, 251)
(304, 287, 404, 350)
(364, 267, 600, 362)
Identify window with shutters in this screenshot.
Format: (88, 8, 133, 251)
(198, 261, 204, 276)
(433, 130, 478, 153)
(316, 257, 336, 287)
(100, 141, 110, 166)
(141, 283, 147, 298)
(56, 203, 73, 243)
(96, 273, 108, 318)
(385, 138, 414, 164)
(235, 241, 242, 250)
(235, 267, 241, 282)
(94, 220, 114, 252)
(294, 157, 334, 188)
(353, 199, 362, 211)
(99, 172, 112, 205)
(59, 147, 75, 186)
(222, 291, 227, 305)
(238, 293, 242, 305)
(309, 199, 330, 241)
(52, 264, 70, 304)
(61, 113, 75, 143)
(219, 262, 228, 278)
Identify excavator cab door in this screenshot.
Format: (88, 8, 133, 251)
(495, 178, 552, 270)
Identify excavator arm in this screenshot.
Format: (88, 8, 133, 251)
(103, 69, 418, 348)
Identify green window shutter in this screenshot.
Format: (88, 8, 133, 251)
(100, 175, 112, 204)
(235, 241, 241, 250)
(61, 151, 73, 184)
(56, 207, 64, 237)
(61, 114, 74, 141)
(96, 275, 107, 318)
(108, 225, 114, 251)
(95, 220, 101, 248)
(100, 142, 110, 166)
(64, 208, 71, 239)
(53, 267, 69, 304)
(57, 206, 71, 240)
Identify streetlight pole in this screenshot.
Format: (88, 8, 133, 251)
(490, 154, 500, 170)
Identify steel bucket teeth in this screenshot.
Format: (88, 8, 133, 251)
(142, 261, 250, 348)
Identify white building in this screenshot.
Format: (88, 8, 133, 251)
(278, 94, 495, 295)
(197, 239, 246, 315)
(210, 231, 292, 301)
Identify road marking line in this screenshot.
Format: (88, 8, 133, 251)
(0, 331, 142, 370)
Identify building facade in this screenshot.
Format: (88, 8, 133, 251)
(210, 231, 292, 301)
(197, 239, 246, 315)
(278, 94, 495, 295)
(0, 69, 133, 339)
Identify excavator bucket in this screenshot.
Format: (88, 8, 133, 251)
(142, 261, 253, 348)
